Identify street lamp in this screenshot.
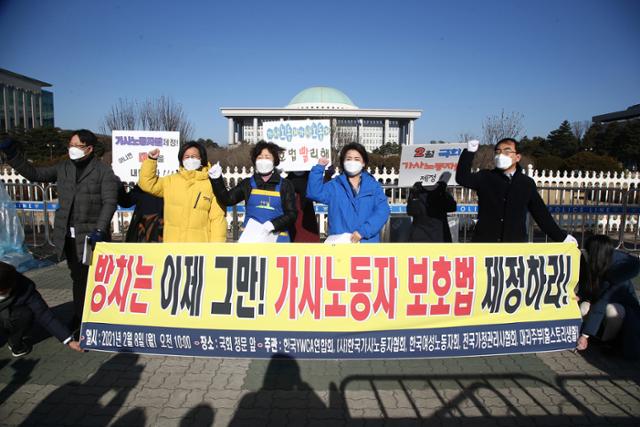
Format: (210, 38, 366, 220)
(45, 143, 54, 160)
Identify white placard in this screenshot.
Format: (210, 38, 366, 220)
(111, 130, 180, 183)
(238, 218, 279, 243)
(263, 120, 332, 171)
(398, 143, 465, 187)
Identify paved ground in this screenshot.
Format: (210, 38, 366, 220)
(1, 262, 639, 426)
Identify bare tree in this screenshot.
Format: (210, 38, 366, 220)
(102, 95, 194, 142)
(571, 120, 590, 141)
(457, 132, 478, 143)
(482, 110, 524, 146)
(100, 98, 138, 133)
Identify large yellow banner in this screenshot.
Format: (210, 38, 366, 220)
(81, 242, 581, 359)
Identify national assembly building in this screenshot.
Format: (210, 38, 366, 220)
(220, 87, 422, 152)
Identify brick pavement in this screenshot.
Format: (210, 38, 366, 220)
(1, 262, 639, 426)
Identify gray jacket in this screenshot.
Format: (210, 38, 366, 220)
(8, 153, 119, 259)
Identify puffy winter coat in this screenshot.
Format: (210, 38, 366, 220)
(138, 159, 227, 242)
(306, 164, 390, 243)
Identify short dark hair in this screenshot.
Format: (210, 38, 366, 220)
(71, 129, 98, 147)
(0, 261, 17, 291)
(339, 142, 369, 169)
(495, 138, 519, 153)
(178, 141, 208, 167)
(251, 141, 283, 167)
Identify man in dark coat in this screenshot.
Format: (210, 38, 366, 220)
(0, 262, 83, 357)
(455, 138, 577, 244)
(0, 130, 119, 331)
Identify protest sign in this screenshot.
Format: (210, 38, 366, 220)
(111, 130, 180, 183)
(399, 143, 465, 187)
(81, 242, 581, 359)
(263, 120, 331, 171)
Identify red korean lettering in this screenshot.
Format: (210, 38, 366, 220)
(454, 256, 475, 316)
(107, 255, 134, 312)
(324, 257, 346, 317)
(299, 146, 309, 163)
(91, 254, 115, 312)
(275, 256, 298, 319)
(129, 256, 154, 314)
(372, 257, 397, 319)
(298, 256, 323, 319)
(430, 256, 452, 315)
(94, 254, 115, 284)
(406, 257, 429, 316)
(350, 257, 372, 322)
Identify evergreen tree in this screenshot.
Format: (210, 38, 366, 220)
(545, 120, 578, 157)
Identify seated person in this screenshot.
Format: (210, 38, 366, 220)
(0, 262, 83, 357)
(576, 235, 640, 359)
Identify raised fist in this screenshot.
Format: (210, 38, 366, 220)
(208, 162, 222, 179)
(467, 139, 480, 153)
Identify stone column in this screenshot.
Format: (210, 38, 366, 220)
(228, 118, 234, 145)
(384, 119, 389, 145)
(253, 117, 258, 143)
(409, 120, 415, 145)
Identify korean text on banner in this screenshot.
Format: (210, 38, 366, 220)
(111, 130, 180, 183)
(262, 120, 331, 171)
(399, 143, 465, 187)
(81, 242, 582, 359)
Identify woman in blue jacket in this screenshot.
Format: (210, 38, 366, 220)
(306, 142, 390, 243)
(576, 234, 640, 359)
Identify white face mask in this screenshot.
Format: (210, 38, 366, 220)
(255, 159, 274, 175)
(0, 293, 9, 301)
(69, 146, 87, 160)
(182, 158, 202, 171)
(343, 160, 363, 176)
(494, 154, 513, 170)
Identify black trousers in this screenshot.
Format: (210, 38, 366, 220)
(0, 305, 34, 347)
(64, 236, 89, 328)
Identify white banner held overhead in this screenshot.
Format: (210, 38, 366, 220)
(263, 120, 331, 171)
(111, 130, 180, 183)
(398, 143, 465, 187)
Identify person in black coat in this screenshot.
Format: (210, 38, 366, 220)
(0, 262, 83, 357)
(118, 183, 164, 242)
(455, 138, 576, 244)
(576, 235, 640, 359)
(407, 172, 457, 243)
(208, 141, 297, 241)
(0, 130, 119, 331)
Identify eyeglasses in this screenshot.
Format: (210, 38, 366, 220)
(495, 148, 516, 155)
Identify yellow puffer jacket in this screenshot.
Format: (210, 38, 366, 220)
(138, 159, 227, 242)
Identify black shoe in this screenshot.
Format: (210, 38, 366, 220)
(8, 341, 32, 358)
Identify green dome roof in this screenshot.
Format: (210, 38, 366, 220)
(286, 86, 357, 109)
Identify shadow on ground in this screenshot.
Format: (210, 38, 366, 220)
(229, 354, 640, 426)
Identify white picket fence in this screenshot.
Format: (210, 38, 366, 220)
(2, 164, 639, 240)
(2, 164, 639, 188)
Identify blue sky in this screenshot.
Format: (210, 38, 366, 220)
(1, 0, 639, 144)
